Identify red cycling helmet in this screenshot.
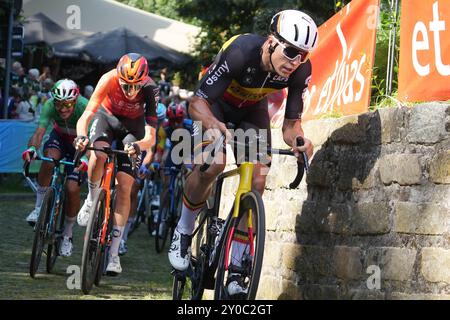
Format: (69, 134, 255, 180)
(116, 53, 148, 83)
(166, 103, 185, 120)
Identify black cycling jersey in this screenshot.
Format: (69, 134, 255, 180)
(195, 33, 312, 120)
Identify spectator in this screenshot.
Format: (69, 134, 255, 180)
(158, 68, 172, 100)
(15, 91, 35, 121)
(38, 66, 53, 83)
(7, 88, 22, 119)
(83, 85, 94, 99)
(25, 68, 41, 95)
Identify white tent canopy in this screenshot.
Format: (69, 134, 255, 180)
(23, 0, 200, 54)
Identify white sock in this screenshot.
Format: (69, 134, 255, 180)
(123, 218, 134, 242)
(35, 185, 48, 209)
(109, 225, 125, 257)
(87, 179, 101, 203)
(176, 203, 202, 236)
(230, 239, 250, 268)
(63, 216, 76, 238)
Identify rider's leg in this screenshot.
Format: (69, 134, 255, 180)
(109, 171, 134, 258)
(123, 180, 139, 242)
(176, 150, 226, 235)
(63, 179, 81, 237)
(85, 140, 109, 203)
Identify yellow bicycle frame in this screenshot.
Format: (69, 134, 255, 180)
(220, 161, 255, 268)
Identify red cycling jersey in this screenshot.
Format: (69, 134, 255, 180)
(87, 69, 158, 125)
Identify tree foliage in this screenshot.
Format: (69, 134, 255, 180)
(116, 0, 400, 105)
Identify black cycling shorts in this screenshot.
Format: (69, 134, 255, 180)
(43, 129, 86, 182)
(194, 98, 272, 165)
(89, 107, 145, 177)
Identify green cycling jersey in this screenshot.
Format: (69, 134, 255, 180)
(38, 96, 89, 137)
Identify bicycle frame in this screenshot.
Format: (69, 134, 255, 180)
(167, 167, 180, 214)
(99, 158, 115, 246)
(39, 157, 74, 238)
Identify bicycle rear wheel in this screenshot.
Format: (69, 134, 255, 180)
(214, 191, 265, 300)
(81, 189, 106, 294)
(30, 188, 54, 278)
(155, 193, 170, 253)
(46, 191, 65, 273)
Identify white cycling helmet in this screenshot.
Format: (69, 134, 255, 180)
(270, 10, 319, 52)
(51, 79, 79, 101)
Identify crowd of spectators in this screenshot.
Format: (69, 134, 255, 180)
(1, 61, 193, 121)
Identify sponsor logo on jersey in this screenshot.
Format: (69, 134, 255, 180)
(206, 61, 230, 85)
(196, 89, 209, 100)
(270, 75, 289, 83)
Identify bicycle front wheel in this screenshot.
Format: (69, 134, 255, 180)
(214, 191, 265, 300)
(46, 191, 65, 273)
(94, 189, 115, 287)
(172, 208, 208, 300)
(30, 188, 54, 278)
(81, 189, 106, 294)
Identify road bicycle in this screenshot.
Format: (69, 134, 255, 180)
(155, 165, 187, 253)
(76, 146, 135, 294)
(24, 155, 80, 278)
(172, 131, 308, 300)
(128, 169, 161, 238)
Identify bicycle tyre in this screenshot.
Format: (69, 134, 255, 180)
(81, 189, 106, 294)
(172, 208, 208, 300)
(146, 181, 157, 236)
(29, 188, 54, 278)
(214, 191, 265, 300)
(155, 193, 171, 253)
(46, 190, 65, 273)
(94, 189, 115, 287)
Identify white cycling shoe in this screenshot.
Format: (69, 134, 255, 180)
(168, 228, 191, 271)
(106, 255, 122, 276)
(26, 207, 40, 226)
(59, 236, 73, 257)
(77, 200, 93, 227)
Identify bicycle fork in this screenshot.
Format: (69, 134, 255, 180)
(100, 162, 114, 246)
(224, 162, 254, 270)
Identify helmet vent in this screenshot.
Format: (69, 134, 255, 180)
(294, 24, 299, 42)
(312, 31, 318, 48)
(305, 26, 310, 45)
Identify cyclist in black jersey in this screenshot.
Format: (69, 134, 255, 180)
(169, 10, 318, 297)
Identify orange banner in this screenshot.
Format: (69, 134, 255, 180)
(273, 0, 379, 124)
(398, 0, 450, 102)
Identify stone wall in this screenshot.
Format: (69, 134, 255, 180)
(219, 103, 450, 300)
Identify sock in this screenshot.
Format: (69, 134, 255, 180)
(176, 195, 204, 235)
(123, 218, 134, 242)
(109, 225, 125, 257)
(35, 185, 48, 209)
(63, 216, 76, 238)
(87, 179, 101, 203)
(230, 235, 250, 268)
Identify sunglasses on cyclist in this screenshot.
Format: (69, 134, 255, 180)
(273, 37, 310, 63)
(119, 79, 144, 97)
(55, 100, 76, 110)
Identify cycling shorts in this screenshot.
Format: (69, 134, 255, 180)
(89, 107, 145, 177)
(43, 129, 86, 182)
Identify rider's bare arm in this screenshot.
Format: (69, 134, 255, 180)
(28, 127, 46, 149)
(134, 125, 156, 153)
(282, 118, 313, 159)
(189, 96, 230, 140)
(76, 73, 110, 137)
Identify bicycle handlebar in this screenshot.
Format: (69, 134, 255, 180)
(199, 125, 309, 189)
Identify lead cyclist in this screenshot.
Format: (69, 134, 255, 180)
(168, 10, 317, 297)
